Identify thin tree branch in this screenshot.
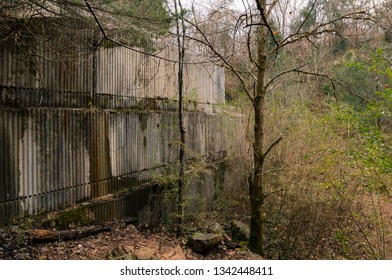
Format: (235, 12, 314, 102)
(334, 79, 372, 103)
(296, 0, 318, 35)
(184, 20, 254, 103)
(84, 0, 106, 37)
(255, 0, 280, 50)
(265, 64, 306, 90)
(292, 69, 338, 100)
(84, 0, 212, 65)
(278, 10, 370, 50)
(264, 162, 296, 175)
(266, 0, 279, 18)
(263, 136, 283, 159)
(328, 175, 377, 258)
(290, 69, 372, 103)
(264, 188, 286, 198)
(246, 25, 258, 67)
(306, 36, 319, 49)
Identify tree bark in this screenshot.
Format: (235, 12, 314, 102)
(27, 226, 110, 243)
(174, 0, 186, 233)
(248, 0, 268, 255)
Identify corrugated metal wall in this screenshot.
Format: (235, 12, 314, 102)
(0, 29, 243, 226)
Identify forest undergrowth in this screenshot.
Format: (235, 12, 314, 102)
(208, 93, 391, 259)
(209, 45, 392, 259)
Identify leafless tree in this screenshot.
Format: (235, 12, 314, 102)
(183, 0, 375, 254)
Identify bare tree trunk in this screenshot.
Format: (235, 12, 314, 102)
(174, 0, 186, 234)
(180, 0, 372, 256)
(249, 0, 268, 256)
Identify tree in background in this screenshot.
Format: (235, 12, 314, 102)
(166, 0, 187, 233)
(0, 0, 170, 49)
(184, 0, 376, 255)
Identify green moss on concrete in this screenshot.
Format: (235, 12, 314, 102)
(46, 205, 95, 230)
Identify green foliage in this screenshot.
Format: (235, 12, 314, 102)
(368, 49, 392, 119)
(324, 103, 391, 195)
(329, 48, 391, 111)
(185, 88, 199, 108)
(1, 0, 171, 50)
(335, 229, 352, 257)
(104, 0, 170, 47)
(259, 69, 392, 258)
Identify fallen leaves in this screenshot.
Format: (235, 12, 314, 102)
(0, 220, 260, 260)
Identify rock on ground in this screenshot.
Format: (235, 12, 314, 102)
(186, 233, 223, 254)
(230, 220, 250, 241)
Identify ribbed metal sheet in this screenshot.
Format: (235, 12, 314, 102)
(0, 31, 244, 226)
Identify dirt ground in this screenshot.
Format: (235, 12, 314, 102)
(0, 220, 262, 260)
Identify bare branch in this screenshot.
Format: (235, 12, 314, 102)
(295, 0, 318, 35)
(278, 10, 371, 50)
(266, 0, 279, 18)
(327, 175, 377, 258)
(84, 0, 210, 65)
(184, 20, 254, 103)
(306, 37, 319, 49)
(255, 0, 280, 50)
(334, 79, 372, 104)
(246, 25, 258, 67)
(264, 162, 296, 175)
(263, 136, 283, 159)
(294, 69, 373, 104)
(292, 69, 338, 100)
(264, 188, 286, 198)
(265, 64, 306, 90)
(84, 0, 106, 37)
(270, 66, 372, 104)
